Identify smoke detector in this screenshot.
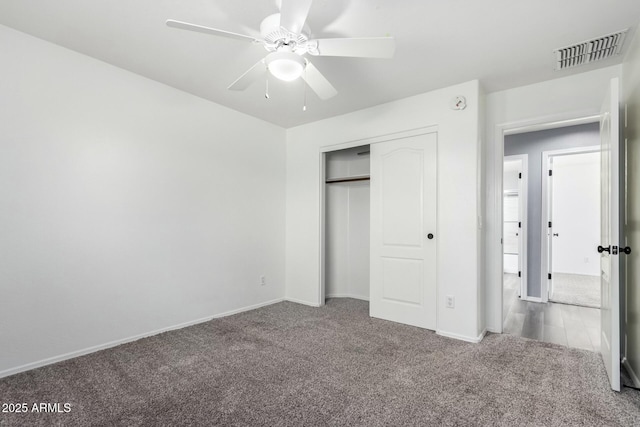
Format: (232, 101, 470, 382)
(554, 29, 628, 70)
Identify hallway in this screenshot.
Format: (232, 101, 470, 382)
(503, 274, 601, 351)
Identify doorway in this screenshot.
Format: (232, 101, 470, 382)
(543, 148, 601, 308)
(501, 123, 602, 352)
(496, 76, 622, 392)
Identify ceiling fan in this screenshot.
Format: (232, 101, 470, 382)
(166, 0, 395, 100)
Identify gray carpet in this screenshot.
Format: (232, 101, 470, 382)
(1, 298, 639, 426)
(551, 273, 601, 308)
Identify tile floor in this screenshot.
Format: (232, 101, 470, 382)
(503, 273, 601, 352)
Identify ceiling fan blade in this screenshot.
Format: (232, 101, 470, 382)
(228, 60, 267, 91)
(279, 0, 313, 34)
(302, 61, 337, 100)
(166, 19, 259, 43)
(310, 37, 396, 58)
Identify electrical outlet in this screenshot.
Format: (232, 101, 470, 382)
(260, 275, 266, 286)
(446, 295, 455, 308)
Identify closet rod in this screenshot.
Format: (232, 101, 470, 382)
(325, 176, 371, 184)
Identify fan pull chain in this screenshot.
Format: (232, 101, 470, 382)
(302, 68, 307, 111)
(265, 77, 270, 99)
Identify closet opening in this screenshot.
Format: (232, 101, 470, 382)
(323, 145, 371, 303)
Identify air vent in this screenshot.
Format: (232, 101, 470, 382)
(554, 29, 627, 70)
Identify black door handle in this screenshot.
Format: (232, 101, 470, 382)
(621, 247, 632, 254)
(598, 245, 611, 254)
(553, 233, 559, 237)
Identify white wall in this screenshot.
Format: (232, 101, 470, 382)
(286, 80, 483, 341)
(621, 25, 640, 385)
(0, 25, 286, 376)
(346, 183, 370, 299)
(325, 182, 370, 300)
(326, 185, 350, 297)
(552, 152, 600, 276)
(485, 65, 622, 332)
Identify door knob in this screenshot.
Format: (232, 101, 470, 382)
(553, 233, 559, 237)
(427, 233, 434, 240)
(598, 245, 611, 254)
(621, 247, 632, 254)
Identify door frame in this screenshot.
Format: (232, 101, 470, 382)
(503, 154, 529, 300)
(319, 125, 439, 306)
(540, 146, 600, 303)
(492, 114, 600, 332)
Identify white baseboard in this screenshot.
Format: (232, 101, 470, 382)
(622, 357, 640, 387)
(0, 297, 284, 380)
(437, 328, 487, 343)
(211, 298, 284, 318)
(284, 297, 321, 307)
(325, 293, 369, 301)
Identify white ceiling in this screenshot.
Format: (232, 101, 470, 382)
(1, 0, 639, 128)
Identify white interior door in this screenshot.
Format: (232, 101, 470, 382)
(517, 162, 525, 298)
(370, 132, 437, 329)
(548, 158, 555, 300)
(599, 77, 621, 391)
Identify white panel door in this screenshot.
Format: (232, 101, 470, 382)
(548, 158, 555, 300)
(599, 78, 621, 391)
(370, 132, 437, 329)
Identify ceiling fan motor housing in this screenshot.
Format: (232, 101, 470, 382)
(260, 13, 310, 55)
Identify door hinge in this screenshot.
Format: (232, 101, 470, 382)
(518, 271, 521, 278)
(548, 273, 552, 280)
(518, 221, 521, 228)
(549, 170, 553, 176)
(548, 221, 552, 228)
(519, 172, 522, 179)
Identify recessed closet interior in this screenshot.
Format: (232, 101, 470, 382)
(324, 145, 370, 301)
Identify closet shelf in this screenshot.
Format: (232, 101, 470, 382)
(325, 175, 370, 184)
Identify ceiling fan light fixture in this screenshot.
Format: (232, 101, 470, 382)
(167, 0, 395, 99)
(266, 51, 306, 81)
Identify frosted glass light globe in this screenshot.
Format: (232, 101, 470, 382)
(266, 51, 305, 81)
